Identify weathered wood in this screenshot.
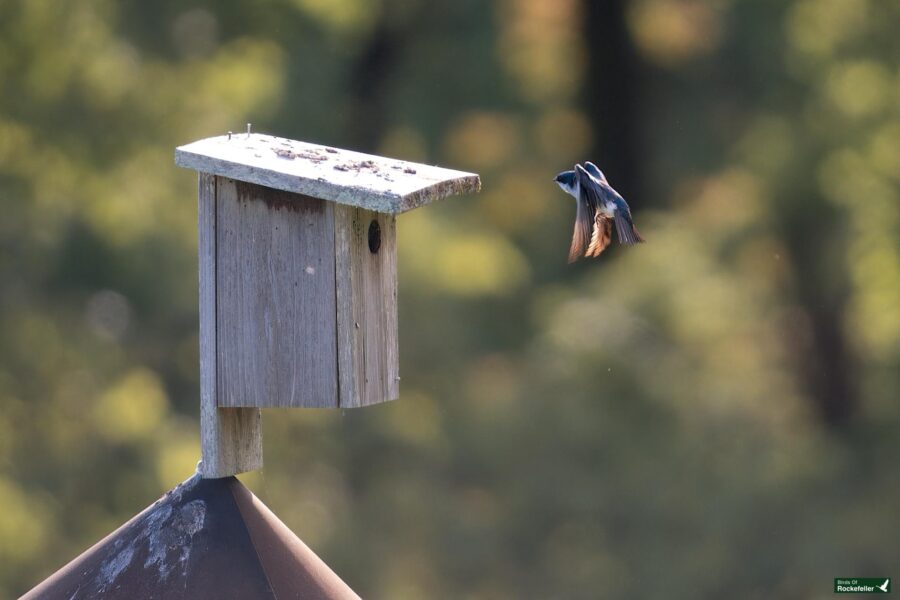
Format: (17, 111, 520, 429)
(198, 173, 263, 478)
(334, 206, 399, 407)
(333, 204, 356, 408)
(216, 177, 339, 408)
(176, 134, 481, 214)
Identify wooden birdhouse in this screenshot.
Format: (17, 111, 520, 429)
(175, 133, 480, 477)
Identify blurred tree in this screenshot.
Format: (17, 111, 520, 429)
(345, 1, 421, 149)
(582, 0, 645, 206)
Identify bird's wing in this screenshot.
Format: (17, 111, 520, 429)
(584, 161, 608, 183)
(568, 165, 603, 262)
(612, 201, 644, 245)
(585, 215, 613, 257)
(568, 191, 593, 263)
(575, 164, 604, 208)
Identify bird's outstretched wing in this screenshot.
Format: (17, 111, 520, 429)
(568, 165, 603, 262)
(568, 190, 592, 263)
(612, 200, 645, 245)
(583, 161, 608, 183)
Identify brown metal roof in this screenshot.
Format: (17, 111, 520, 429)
(22, 475, 360, 599)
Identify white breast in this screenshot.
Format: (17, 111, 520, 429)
(599, 200, 617, 217)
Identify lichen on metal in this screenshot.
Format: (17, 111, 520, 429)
(22, 474, 360, 599)
(175, 133, 481, 214)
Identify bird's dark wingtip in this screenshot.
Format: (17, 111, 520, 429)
(633, 225, 646, 243)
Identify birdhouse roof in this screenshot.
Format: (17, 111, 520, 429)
(176, 133, 480, 214)
(22, 475, 359, 599)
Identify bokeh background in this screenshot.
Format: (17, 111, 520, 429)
(2, 0, 899, 597)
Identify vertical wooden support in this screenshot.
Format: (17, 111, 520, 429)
(199, 173, 263, 478)
(334, 205, 399, 407)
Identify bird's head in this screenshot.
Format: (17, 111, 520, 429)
(554, 169, 578, 197)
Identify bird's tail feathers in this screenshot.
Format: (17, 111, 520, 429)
(585, 216, 612, 257)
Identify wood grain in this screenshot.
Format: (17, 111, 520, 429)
(176, 133, 481, 214)
(216, 178, 339, 408)
(334, 205, 399, 407)
(198, 173, 263, 478)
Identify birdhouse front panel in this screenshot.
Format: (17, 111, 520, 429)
(215, 177, 340, 408)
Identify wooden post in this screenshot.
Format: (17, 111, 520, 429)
(198, 173, 263, 478)
(177, 133, 480, 478)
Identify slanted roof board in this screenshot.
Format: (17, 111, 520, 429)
(176, 134, 480, 214)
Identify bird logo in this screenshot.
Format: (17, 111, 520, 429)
(554, 162, 644, 262)
(878, 579, 890, 592)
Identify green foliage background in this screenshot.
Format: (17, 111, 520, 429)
(1, 0, 899, 597)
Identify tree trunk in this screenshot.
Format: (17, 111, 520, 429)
(783, 211, 859, 427)
(581, 0, 643, 203)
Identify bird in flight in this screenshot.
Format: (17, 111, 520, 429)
(554, 162, 644, 262)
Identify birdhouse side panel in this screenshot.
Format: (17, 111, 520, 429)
(215, 178, 339, 408)
(334, 205, 399, 408)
